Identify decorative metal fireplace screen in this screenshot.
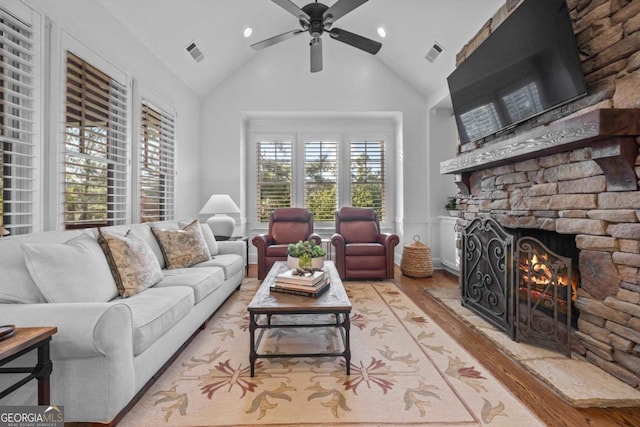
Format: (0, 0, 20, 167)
(461, 217, 573, 355)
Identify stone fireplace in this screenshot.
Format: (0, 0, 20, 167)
(441, 0, 640, 389)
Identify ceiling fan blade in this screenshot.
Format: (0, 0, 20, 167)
(310, 37, 323, 73)
(251, 29, 304, 50)
(271, 0, 310, 22)
(329, 28, 381, 54)
(323, 0, 368, 24)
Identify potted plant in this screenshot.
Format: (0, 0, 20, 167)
(445, 196, 459, 216)
(287, 240, 326, 269)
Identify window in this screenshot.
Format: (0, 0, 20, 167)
(63, 51, 128, 229)
(256, 140, 292, 222)
(139, 101, 175, 222)
(0, 6, 39, 235)
(304, 140, 337, 221)
(350, 140, 385, 220)
(253, 132, 390, 226)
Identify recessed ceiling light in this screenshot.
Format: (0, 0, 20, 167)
(377, 27, 386, 38)
(243, 27, 253, 38)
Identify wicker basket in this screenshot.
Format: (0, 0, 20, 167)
(400, 236, 433, 278)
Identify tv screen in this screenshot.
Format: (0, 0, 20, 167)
(447, 0, 587, 145)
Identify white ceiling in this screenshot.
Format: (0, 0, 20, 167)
(97, 0, 504, 98)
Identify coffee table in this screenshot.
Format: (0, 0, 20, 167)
(247, 260, 351, 377)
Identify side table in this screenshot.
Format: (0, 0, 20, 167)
(0, 326, 57, 405)
(229, 236, 249, 274)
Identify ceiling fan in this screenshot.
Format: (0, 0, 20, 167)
(251, 0, 382, 73)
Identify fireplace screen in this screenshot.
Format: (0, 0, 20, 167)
(461, 217, 574, 355)
(516, 237, 572, 355)
(461, 217, 515, 339)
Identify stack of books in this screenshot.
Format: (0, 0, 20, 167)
(270, 269, 329, 297)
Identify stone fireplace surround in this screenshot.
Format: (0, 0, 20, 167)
(442, 108, 640, 389)
(440, 0, 640, 392)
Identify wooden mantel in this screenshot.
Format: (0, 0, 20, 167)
(440, 108, 640, 194)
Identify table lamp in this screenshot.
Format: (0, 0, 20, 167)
(0, 226, 9, 237)
(199, 194, 241, 240)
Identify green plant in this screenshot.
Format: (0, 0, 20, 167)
(445, 196, 458, 211)
(288, 240, 326, 258)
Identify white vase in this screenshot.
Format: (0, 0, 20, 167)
(287, 255, 324, 269)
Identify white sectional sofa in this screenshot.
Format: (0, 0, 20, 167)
(0, 220, 245, 424)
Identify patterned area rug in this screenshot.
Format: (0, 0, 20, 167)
(120, 280, 543, 426)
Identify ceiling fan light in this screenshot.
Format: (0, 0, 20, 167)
(243, 27, 253, 38)
(377, 27, 386, 38)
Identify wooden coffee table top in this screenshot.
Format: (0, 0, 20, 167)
(248, 261, 351, 313)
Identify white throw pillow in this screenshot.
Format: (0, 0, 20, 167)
(23, 234, 119, 303)
(199, 222, 219, 255)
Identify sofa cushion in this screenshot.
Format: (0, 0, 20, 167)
(22, 234, 119, 303)
(154, 267, 224, 303)
(265, 244, 289, 257)
(194, 254, 244, 280)
(345, 243, 386, 256)
(115, 286, 194, 355)
(151, 220, 210, 269)
(98, 229, 164, 298)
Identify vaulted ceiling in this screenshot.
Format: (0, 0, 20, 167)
(97, 0, 503, 98)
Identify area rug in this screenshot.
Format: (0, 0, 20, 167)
(120, 280, 543, 427)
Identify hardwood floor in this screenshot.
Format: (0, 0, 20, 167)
(247, 264, 640, 426)
(390, 267, 640, 427)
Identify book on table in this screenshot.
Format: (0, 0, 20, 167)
(275, 269, 325, 286)
(270, 279, 330, 297)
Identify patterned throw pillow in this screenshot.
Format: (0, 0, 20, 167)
(97, 229, 164, 297)
(151, 220, 211, 269)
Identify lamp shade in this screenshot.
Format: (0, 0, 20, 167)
(199, 194, 240, 240)
(199, 194, 241, 215)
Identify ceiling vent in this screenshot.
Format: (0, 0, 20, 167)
(185, 41, 204, 63)
(425, 42, 444, 63)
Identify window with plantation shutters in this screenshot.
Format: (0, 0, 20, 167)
(140, 101, 175, 222)
(256, 141, 292, 222)
(304, 140, 337, 221)
(64, 51, 128, 229)
(350, 140, 385, 221)
(0, 7, 38, 235)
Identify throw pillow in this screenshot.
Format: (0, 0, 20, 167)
(199, 222, 219, 255)
(22, 233, 119, 303)
(178, 220, 219, 256)
(152, 219, 211, 269)
(98, 229, 164, 297)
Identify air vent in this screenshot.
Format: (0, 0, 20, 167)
(185, 41, 204, 63)
(425, 42, 444, 63)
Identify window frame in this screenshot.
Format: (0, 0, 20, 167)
(138, 97, 176, 223)
(55, 31, 131, 230)
(0, 2, 42, 235)
(249, 120, 394, 234)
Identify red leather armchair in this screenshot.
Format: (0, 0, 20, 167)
(252, 208, 321, 280)
(331, 207, 399, 280)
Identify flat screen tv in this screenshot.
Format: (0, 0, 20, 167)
(447, 0, 587, 145)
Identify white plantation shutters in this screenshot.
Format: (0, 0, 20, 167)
(140, 101, 175, 222)
(256, 141, 292, 222)
(0, 7, 38, 235)
(304, 140, 337, 221)
(350, 140, 386, 221)
(64, 51, 128, 229)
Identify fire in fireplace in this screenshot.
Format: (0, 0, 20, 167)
(461, 217, 580, 355)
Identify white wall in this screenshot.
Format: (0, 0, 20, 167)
(22, 0, 203, 224)
(426, 98, 460, 268)
(201, 39, 430, 255)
